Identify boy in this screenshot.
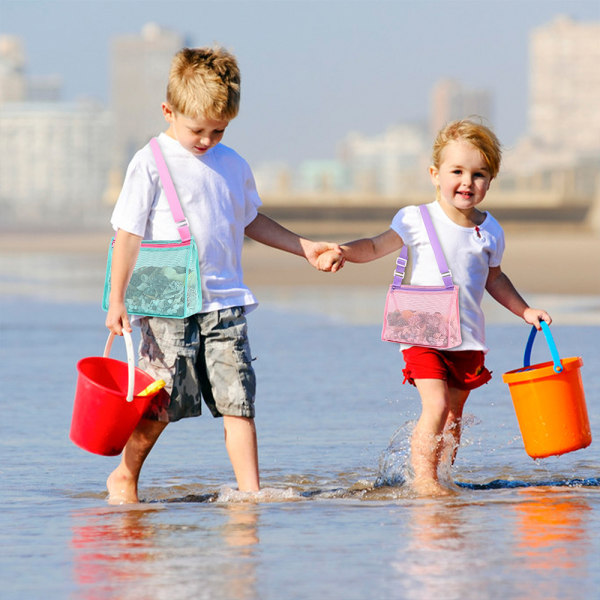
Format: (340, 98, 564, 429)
(105, 46, 341, 504)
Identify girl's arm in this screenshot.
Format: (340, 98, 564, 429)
(316, 228, 404, 271)
(105, 229, 143, 335)
(340, 229, 404, 263)
(245, 212, 342, 269)
(485, 266, 552, 329)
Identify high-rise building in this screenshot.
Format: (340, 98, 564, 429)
(110, 23, 184, 170)
(0, 35, 27, 104)
(0, 100, 112, 226)
(429, 79, 493, 136)
(0, 35, 61, 104)
(0, 36, 111, 227)
(529, 16, 600, 153)
(339, 123, 429, 195)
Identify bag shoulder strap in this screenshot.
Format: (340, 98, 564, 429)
(149, 137, 191, 243)
(391, 204, 454, 289)
(419, 204, 454, 288)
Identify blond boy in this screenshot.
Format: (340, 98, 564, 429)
(106, 47, 340, 503)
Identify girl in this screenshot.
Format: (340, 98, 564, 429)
(319, 120, 551, 496)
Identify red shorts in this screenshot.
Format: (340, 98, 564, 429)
(401, 347, 492, 390)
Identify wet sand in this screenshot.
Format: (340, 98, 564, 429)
(1, 222, 599, 295)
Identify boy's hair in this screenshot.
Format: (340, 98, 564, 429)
(166, 46, 241, 121)
(432, 119, 502, 179)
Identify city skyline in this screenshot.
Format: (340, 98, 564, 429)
(2, 0, 598, 169)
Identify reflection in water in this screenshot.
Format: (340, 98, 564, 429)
(396, 500, 474, 600)
(220, 505, 260, 600)
(71, 504, 260, 599)
(71, 507, 158, 597)
(512, 489, 591, 599)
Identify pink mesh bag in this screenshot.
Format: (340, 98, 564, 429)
(381, 205, 462, 349)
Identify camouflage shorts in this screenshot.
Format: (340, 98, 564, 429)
(138, 307, 256, 422)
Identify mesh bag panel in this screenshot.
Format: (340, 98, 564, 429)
(103, 239, 202, 318)
(381, 285, 461, 348)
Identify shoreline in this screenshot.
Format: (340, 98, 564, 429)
(1, 224, 599, 295)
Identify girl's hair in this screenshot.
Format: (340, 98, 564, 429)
(166, 46, 241, 121)
(432, 119, 502, 178)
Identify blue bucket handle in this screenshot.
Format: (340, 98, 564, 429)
(523, 320, 563, 374)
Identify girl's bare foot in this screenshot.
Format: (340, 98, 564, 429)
(106, 468, 139, 504)
(411, 477, 455, 498)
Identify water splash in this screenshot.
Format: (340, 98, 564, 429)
(374, 420, 414, 487)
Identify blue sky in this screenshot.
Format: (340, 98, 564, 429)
(2, 0, 598, 167)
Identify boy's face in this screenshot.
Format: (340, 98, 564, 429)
(429, 139, 492, 216)
(162, 104, 229, 156)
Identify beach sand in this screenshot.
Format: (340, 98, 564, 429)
(1, 221, 598, 295)
(241, 225, 600, 295)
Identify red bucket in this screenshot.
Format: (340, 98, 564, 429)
(70, 331, 161, 456)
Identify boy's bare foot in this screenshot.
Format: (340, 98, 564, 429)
(107, 469, 139, 504)
(411, 477, 455, 497)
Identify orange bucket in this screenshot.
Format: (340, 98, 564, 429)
(70, 331, 162, 456)
(502, 321, 591, 459)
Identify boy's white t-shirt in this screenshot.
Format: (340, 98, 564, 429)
(390, 201, 505, 352)
(111, 133, 262, 318)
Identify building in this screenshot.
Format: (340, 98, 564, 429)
(339, 123, 429, 196)
(502, 15, 600, 188)
(0, 35, 27, 104)
(0, 101, 112, 227)
(529, 16, 600, 154)
(430, 79, 493, 137)
(110, 23, 184, 170)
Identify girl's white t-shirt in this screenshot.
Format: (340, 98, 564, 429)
(111, 133, 262, 316)
(390, 201, 505, 352)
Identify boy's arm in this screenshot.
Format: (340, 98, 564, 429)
(244, 213, 342, 270)
(486, 266, 551, 329)
(105, 229, 143, 335)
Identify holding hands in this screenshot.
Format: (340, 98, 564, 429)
(315, 248, 346, 272)
(302, 241, 345, 272)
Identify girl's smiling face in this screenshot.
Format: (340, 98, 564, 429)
(429, 139, 492, 221)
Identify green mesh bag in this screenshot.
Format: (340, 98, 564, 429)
(102, 237, 201, 318)
(102, 137, 202, 319)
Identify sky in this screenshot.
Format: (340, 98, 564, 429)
(1, 0, 599, 168)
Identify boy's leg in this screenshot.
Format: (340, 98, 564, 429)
(198, 307, 259, 492)
(411, 378, 453, 496)
(223, 415, 260, 492)
(107, 418, 167, 504)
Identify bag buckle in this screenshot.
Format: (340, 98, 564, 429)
(175, 218, 189, 228)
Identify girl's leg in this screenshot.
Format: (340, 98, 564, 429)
(440, 387, 471, 467)
(106, 418, 168, 504)
(223, 415, 260, 492)
(411, 378, 452, 495)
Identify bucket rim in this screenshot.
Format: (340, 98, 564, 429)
(76, 356, 154, 398)
(502, 356, 583, 384)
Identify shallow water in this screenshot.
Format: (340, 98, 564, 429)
(1, 253, 599, 599)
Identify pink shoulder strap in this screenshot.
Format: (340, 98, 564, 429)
(149, 137, 191, 243)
